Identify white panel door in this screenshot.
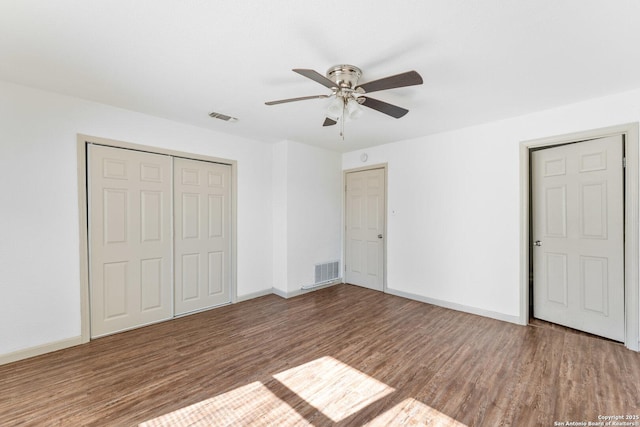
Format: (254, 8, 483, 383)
(345, 168, 385, 291)
(532, 135, 624, 341)
(174, 157, 231, 315)
(88, 144, 173, 338)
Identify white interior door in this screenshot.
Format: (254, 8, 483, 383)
(174, 157, 231, 315)
(88, 144, 173, 338)
(532, 135, 624, 341)
(345, 168, 385, 291)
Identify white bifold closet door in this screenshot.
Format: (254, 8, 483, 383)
(89, 146, 232, 338)
(89, 145, 173, 338)
(173, 157, 231, 315)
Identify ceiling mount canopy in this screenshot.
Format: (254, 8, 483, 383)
(326, 64, 362, 89)
(265, 64, 423, 139)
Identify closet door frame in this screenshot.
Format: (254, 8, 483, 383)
(77, 134, 238, 344)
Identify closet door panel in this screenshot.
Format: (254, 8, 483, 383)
(174, 158, 231, 315)
(89, 145, 173, 338)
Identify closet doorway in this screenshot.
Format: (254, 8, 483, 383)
(79, 136, 236, 340)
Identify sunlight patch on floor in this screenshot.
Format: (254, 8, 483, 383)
(364, 397, 468, 427)
(139, 381, 309, 427)
(140, 356, 465, 426)
(273, 355, 395, 422)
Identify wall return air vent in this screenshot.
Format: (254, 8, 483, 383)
(300, 261, 341, 290)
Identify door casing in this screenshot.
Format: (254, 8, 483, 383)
(520, 123, 640, 351)
(77, 134, 238, 344)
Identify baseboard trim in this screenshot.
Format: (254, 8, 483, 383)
(272, 280, 342, 299)
(0, 336, 83, 366)
(385, 288, 521, 325)
(271, 287, 288, 299)
(1, 289, 278, 365)
(1, 284, 522, 365)
(237, 289, 274, 302)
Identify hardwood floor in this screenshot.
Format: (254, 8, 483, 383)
(1, 284, 639, 426)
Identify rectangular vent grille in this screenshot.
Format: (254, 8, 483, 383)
(208, 111, 238, 122)
(315, 261, 340, 285)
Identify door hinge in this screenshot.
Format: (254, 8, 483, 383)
(623, 157, 627, 168)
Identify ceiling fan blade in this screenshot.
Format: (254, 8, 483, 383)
(265, 94, 329, 105)
(356, 70, 423, 94)
(360, 97, 409, 118)
(293, 69, 337, 89)
(323, 117, 337, 126)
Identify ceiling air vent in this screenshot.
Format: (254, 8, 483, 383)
(208, 112, 238, 122)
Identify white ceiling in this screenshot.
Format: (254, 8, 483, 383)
(2, 0, 640, 152)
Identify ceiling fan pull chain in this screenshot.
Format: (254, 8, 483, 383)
(340, 98, 345, 140)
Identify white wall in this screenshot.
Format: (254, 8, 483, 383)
(272, 140, 343, 295)
(0, 81, 274, 356)
(271, 141, 288, 295)
(4, 75, 638, 359)
(343, 88, 640, 324)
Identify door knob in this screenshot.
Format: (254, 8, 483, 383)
(534, 240, 542, 246)
(378, 234, 383, 239)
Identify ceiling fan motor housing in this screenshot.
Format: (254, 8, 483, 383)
(326, 65, 362, 89)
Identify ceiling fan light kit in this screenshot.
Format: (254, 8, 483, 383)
(326, 97, 345, 119)
(346, 98, 364, 121)
(265, 64, 423, 139)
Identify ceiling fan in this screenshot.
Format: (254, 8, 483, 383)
(265, 65, 423, 137)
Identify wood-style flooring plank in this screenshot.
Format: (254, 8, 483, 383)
(0, 284, 639, 426)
